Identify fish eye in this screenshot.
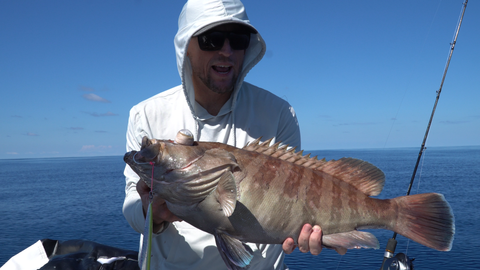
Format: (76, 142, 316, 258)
(175, 129, 194, 146)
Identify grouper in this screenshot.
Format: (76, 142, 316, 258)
(124, 130, 455, 270)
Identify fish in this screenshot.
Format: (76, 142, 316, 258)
(124, 130, 455, 270)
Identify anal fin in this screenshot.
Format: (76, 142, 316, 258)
(322, 230, 379, 254)
(214, 230, 253, 270)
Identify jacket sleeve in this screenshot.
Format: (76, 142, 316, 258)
(122, 107, 148, 234)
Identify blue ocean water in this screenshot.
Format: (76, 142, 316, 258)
(1, 146, 479, 269)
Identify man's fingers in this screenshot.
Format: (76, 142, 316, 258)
(282, 237, 296, 254)
(136, 180, 182, 223)
(136, 180, 150, 194)
(283, 224, 324, 256)
(308, 225, 323, 256)
(298, 224, 313, 253)
(154, 199, 182, 223)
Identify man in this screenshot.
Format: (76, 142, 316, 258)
(123, 0, 326, 268)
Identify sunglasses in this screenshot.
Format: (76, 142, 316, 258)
(197, 31, 251, 51)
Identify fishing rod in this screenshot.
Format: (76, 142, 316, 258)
(379, 1, 468, 269)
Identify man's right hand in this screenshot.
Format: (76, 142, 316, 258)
(136, 180, 182, 233)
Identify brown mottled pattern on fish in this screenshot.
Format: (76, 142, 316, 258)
(124, 133, 455, 270)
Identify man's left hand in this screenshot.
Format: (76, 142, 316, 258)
(282, 224, 323, 256)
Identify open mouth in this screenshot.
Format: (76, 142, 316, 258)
(212, 65, 232, 74)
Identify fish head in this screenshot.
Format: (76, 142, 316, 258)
(124, 134, 206, 187)
(124, 130, 239, 208)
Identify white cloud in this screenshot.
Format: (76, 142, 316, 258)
(83, 111, 118, 117)
(82, 93, 111, 103)
(80, 145, 113, 152)
(80, 145, 95, 151)
(100, 111, 117, 116)
(440, 120, 468, 125)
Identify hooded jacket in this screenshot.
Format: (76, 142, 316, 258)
(123, 0, 301, 269)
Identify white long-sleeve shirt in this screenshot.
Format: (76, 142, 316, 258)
(123, 0, 301, 269)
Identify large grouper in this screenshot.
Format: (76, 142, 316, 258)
(124, 129, 454, 269)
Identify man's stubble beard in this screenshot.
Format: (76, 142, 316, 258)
(195, 69, 238, 94)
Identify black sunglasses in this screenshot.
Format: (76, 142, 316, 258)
(197, 31, 251, 51)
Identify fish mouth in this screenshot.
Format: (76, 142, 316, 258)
(123, 151, 134, 164)
(124, 136, 161, 165)
(123, 150, 152, 165)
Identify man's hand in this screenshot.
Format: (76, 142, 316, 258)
(282, 224, 323, 255)
(136, 180, 182, 232)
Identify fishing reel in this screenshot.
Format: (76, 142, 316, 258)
(379, 238, 414, 270)
(381, 253, 414, 270)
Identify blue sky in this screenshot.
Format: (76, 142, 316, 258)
(1, 0, 479, 159)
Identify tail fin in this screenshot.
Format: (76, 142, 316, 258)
(393, 193, 455, 251)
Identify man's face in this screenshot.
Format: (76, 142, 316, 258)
(187, 24, 247, 94)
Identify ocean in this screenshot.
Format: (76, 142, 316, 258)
(1, 146, 479, 269)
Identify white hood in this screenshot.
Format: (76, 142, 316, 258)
(174, 0, 266, 121)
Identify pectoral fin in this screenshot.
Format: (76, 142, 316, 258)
(214, 171, 237, 217)
(214, 230, 253, 270)
(322, 230, 379, 254)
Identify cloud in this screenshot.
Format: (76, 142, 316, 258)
(100, 111, 117, 116)
(80, 145, 95, 151)
(25, 132, 39, 136)
(11, 115, 22, 118)
(7, 152, 18, 155)
(95, 130, 108, 133)
(440, 120, 468, 125)
(80, 145, 113, 152)
(333, 122, 377, 127)
(69, 127, 84, 130)
(79, 85, 110, 92)
(39, 151, 60, 155)
(82, 93, 111, 103)
(83, 111, 118, 117)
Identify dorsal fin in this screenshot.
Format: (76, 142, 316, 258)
(243, 137, 263, 152)
(243, 138, 385, 196)
(315, 158, 385, 196)
(243, 138, 328, 170)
